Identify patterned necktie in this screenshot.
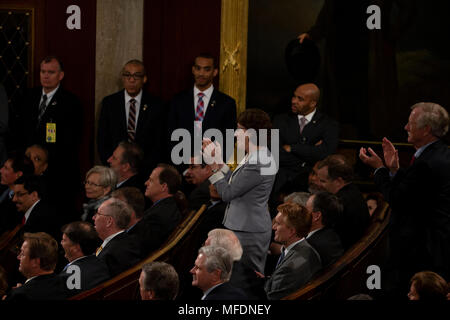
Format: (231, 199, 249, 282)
(37, 94, 48, 125)
(299, 116, 307, 134)
(95, 245, 103, 256)
(195, 92, 205, 121)
(127, 98, 136, 142)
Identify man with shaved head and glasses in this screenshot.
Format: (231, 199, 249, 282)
(98, 59, 167, 177)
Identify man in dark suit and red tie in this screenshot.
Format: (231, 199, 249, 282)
(97, 59, 166, 176)
(168, 54, 237, 164)
(360, 102, 450, 299)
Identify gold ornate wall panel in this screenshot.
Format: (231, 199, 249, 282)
(219, 0, 248, 115)
(0, 7, 34, 105)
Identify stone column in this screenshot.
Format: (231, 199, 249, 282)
(95, 0, 143, 163)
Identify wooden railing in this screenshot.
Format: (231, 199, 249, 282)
(69, 204, 207, 300)
(282, 201, 391, 300)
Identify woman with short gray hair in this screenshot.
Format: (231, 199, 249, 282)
(81, 165, 118, 221)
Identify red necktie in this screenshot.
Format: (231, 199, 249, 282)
(410, 155, 416, 166)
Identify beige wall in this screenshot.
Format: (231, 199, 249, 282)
(95, 0, 144, 163)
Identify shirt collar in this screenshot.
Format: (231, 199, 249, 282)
(298, 108, 316, 123)
(42, 85, 59, 102)
(283, 237, 305, 256)
(124, 89, 143, 105)
(414, 139, 439, 158)
(194, 85, 214, 99)
(201, 282, 224, 300)
(101, 230, 125, 248)
(24, 199, 40, 223)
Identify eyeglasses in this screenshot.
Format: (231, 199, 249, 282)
(94, 212, 111, 218)
(84, 180, 103, 187)
(14, 191, 29, 198)
(122, 72, 145, 80)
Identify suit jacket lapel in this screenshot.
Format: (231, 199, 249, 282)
(136, 92, 149, 137)
(118, 91, 128, 135)
(203, 88, 217, 124)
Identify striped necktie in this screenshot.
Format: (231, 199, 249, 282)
(37, 94, 48, 125)
(195, 93, 205, 121)
(127, 98, 136, 141)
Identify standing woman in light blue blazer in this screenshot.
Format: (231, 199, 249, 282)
(203, 109, 277, 274)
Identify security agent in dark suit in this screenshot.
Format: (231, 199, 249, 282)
(272, 83, 339, 200)
(4, 232, 70, 301)
(190, 245, 248, 300)
(305, 191, 344, 268)
(315, 154, 371, 249)
(98, 59, 166, 175)
(12, 56, 82, 219)
(59, 221, 110, 296)
(360, 102, 450, 298)
(92, 197, 141, 277)
(168, 53, 237, 164)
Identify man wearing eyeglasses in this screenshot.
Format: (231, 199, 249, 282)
(97, 59, 166, 178)
(12, 175, 58, 239)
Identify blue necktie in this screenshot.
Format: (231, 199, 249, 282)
(276, 248, 286, 268)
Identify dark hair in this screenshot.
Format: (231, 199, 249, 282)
(8, 151, 35, 177)
(318, 154, 354, 183)
(157, 164, 181, 195)
(14, 175, 43, 198)
(118, 141, 144, 174)
(311, 191, 343, 228)
(237, 108, 272, 146)
(61, 221, 101, 256)
(141, 262, 179, 300)
(41, 55, 64, 72)
(23, 232, 58, 271)
(112, 187, 145, 219)
(277, 202, 312, 238)
(194, 53, 217, 68)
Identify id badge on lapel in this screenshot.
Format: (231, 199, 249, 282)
(46, 123, 56, 143)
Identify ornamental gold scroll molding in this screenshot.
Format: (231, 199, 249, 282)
(219, 0, 248, 115)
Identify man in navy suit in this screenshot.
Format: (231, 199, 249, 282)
(60, 221, 110, 296)
(305, 191, 344, 267)
(271, 83, 339, 203)
(93, 197, 141, 277)
(360, 102, 450, 298)
(168, 54, 236, 164)
(4, 232, 70, 300)
(98, 60, 166, 176)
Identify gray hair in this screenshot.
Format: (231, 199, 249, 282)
(198, 246, 233, 282)
(284, 191, 311, 206)
(102, 198, 132, 230)
(86, 165, 118, 191)
(412, 102, 449, 137)
(207, 229, 243, 261)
